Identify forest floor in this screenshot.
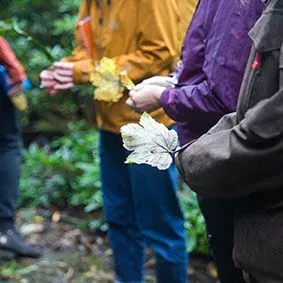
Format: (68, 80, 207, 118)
(0, 209, 219, 283)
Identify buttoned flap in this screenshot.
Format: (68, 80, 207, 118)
(240, 42, 283, 141)
(249, 0, 283, 52)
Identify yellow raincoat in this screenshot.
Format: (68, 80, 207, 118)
(64, 0, 197, 133)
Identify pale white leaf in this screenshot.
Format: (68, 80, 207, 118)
(121, 112, 178, 170)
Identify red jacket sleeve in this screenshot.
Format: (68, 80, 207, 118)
(0, 37, 26, 83)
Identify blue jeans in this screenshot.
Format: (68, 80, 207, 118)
(0, 89, 21, 229)
(99, 130, 188, 283)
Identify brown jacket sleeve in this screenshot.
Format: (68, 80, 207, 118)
(0, 37, 26, 83)
(176, 86, 283, 198)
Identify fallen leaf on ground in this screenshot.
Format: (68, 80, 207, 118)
(52, 211, 61, 223)
(20, 224, 44, 236)
(207, 262, 218, 279)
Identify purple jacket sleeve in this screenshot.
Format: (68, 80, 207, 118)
(160, 80, 230, 124)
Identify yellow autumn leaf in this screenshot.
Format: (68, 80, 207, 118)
(120, 70, 135, 90)
(90, 57, 134, 103)
(95, 83, 124, 103)
(98, 57, 119, 75)
(52, 211, 61, 223)
(10, 93, 28, 112)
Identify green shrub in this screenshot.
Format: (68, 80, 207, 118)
(20, 122, 102, 212)
(1, 0, 93, 132)
(179, 186, 208, 254)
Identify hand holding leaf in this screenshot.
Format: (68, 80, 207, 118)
(121, 112, 179, 170)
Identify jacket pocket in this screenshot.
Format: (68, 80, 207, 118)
(246, 6, 283, 109)
(244, 45, 283, 141)
(234, 204, 283, 281)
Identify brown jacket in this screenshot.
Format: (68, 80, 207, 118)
(177, 0, 283, 281)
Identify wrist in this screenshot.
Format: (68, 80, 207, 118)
(73, 60, 94, 84)
(154, 87, 165, 103)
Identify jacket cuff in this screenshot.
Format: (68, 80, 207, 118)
(73, 59, 95, 84)
(160, 88, 177, 120)
(8, 67, 26, 83)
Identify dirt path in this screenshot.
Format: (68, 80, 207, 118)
(0, 209, 219, 283)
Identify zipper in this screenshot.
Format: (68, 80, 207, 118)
(243, 52, 262, 112)
(96, 0, 113, 60)
(97, 0, 105, 60)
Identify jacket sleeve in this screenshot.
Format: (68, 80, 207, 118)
(62, 0, 95, 84)
(114, 0, 179, 82)
(0, 37, 26, 83)
(160, 81, 230, 124)
(176, 88, 283, 198)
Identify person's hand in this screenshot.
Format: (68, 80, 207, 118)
(139, 76, 176, 88)
(126, 84, 166, 113)
(52, 61, 74, 91)
(40, 69, 58, 96)
(40, 62, 74, 96)
(8, 82, 23, 96)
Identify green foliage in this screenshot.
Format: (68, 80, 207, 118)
(20, 122, 102, 212)
(0, 19, 55, 62)
(0, 261, 19, 279)
(179, 186, 208, 254)
(1, 0, 94, 132)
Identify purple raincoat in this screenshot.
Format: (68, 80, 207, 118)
(160, 0, 264, 145)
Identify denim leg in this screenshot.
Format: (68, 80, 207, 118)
(198, 196, 245, 283)
(0, 90, 21, 229)
(0, 147, 21, 227)
(128, 163, 188, 283)
(156, 256, 188, 283)
(99, 130, 145, 282)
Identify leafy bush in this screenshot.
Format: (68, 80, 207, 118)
(1, 0, 95, 132)
(20, 122, 102, 212)
(179, 186, 208, 254)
